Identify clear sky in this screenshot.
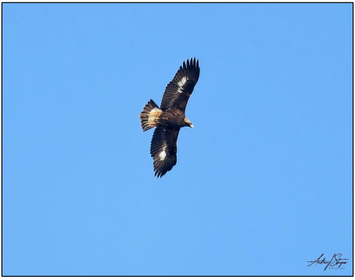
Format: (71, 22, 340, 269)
(3, 3, 353, 276)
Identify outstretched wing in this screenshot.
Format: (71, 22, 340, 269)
(160, 58, 200, 112)
(150, 126, 180, 178)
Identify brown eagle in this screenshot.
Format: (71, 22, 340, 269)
(139, 58, 200, 178)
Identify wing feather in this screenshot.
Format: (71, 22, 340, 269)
(160, 58, 200, 112)
(150, 126, 180, 178)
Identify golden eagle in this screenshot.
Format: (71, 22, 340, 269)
(139, 58, 200, 177)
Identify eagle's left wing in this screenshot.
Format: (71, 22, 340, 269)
(160, 58, 200, 113)
(150, 126, 180, 178)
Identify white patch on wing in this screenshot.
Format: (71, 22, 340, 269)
(177, 76, 188, 87)
(159, 145, 167, 161)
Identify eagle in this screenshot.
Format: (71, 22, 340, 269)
(139, 58, 200, 178)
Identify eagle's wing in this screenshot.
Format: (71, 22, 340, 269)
(160, 58, 200, 112)
(150, 126, 180, 178)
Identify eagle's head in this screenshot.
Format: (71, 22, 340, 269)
(184, 117, 193, 128)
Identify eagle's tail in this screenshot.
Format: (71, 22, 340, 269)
(139, 99, 162, 132)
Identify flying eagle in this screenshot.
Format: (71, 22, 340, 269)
(139, 58, 200, 177)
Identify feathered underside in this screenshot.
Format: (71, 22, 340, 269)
(139, 58, 200, 178)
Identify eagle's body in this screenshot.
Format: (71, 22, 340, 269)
(139, 58, 200, 177)
(158, 110, 188, 128)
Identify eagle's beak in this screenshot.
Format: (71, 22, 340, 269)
(184, 117, 193, 128)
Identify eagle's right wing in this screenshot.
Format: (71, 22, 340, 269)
(160, 58, 200, 113)
(150, 126, 180, 178)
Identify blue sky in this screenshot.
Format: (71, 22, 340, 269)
(3, 3, 352, 276)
